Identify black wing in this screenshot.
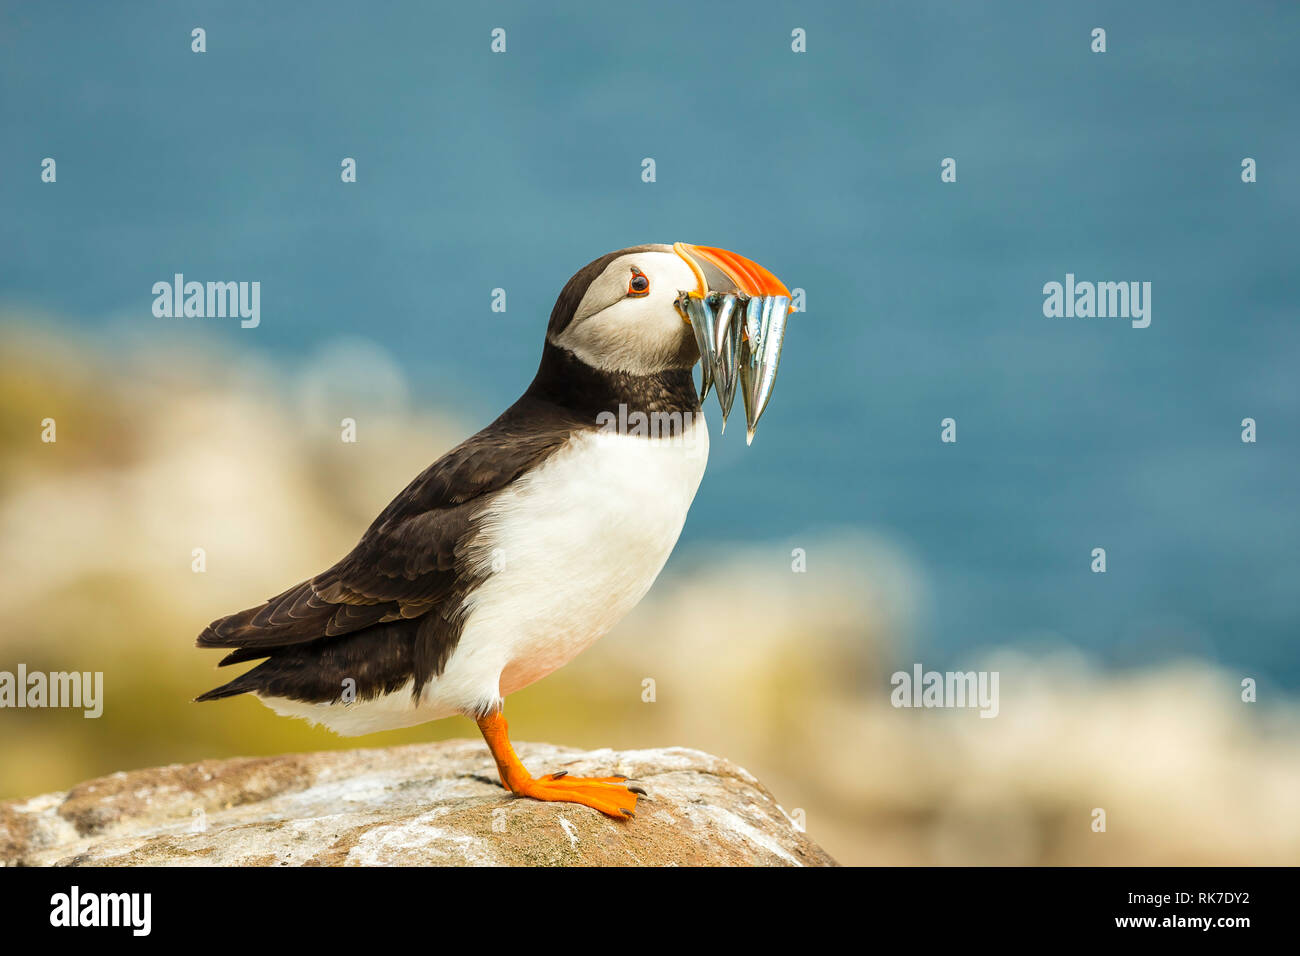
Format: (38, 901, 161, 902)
(194, 394, 578, 704)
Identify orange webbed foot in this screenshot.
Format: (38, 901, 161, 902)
(508, 771, 644, 818)
(476, 712, 645, 820)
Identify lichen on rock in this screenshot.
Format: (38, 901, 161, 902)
(0, 741, 835, 867)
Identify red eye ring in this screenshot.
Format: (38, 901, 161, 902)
(627, 269, 650, 297)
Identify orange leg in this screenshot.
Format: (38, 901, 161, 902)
(476, 712, 642, 819)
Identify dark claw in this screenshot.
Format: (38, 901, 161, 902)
(550, 770, 568, 780)
(628, 786, 647, 796)
(620, 808, 635, 817)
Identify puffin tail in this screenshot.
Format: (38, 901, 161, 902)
(194, 667, 264, 703)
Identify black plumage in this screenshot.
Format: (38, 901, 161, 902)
(195, 341, 699, 707)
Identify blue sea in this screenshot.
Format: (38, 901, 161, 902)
(2, 2, 1297, 684)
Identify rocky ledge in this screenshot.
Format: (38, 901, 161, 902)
(0, 740, 835, 866)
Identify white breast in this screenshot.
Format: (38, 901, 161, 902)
(262, 414, 709, 735)
(455, 414, 709, 707)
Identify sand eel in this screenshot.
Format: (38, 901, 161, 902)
(196, 243, 791, 818)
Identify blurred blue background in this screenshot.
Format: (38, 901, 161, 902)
(2, 0, 1297, 689)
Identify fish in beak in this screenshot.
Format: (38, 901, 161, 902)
(673, 243, 791, 444)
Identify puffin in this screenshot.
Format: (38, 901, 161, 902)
(196, 243, 790, 818)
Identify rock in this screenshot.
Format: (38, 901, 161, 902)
(0, 740, 835, 866)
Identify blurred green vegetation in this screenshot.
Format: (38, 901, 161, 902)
(2, 318, 1298, 865)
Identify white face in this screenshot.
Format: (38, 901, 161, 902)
(550, 250, 700, 375)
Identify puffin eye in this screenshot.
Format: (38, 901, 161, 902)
(627, 270, 650, 297)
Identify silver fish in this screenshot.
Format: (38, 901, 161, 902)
(683, 292, 743, 427)
(709, 293, 742, 427)
(681, 294, 713, 401)
(739, 294, 790, 444)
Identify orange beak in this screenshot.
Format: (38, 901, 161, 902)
(671, 243, 792, 444)
(673, 242, 790, 300)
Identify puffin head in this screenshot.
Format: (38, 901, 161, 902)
(547, 243, 791, 440)
(548, 243, 787, 370)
